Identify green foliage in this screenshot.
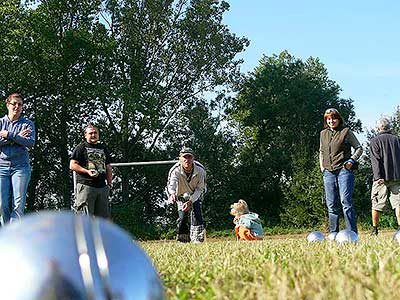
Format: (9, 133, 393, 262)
(280, 156, 327, 228)
(4, 1, 400, 237)
(0, 0, 247, 233)
(392, 107, 400, 135)
(226, 51, 362, 224)
(111, 197, 172, 240)
(377, 214, 399, 229)
(90, 0, 248, 228)
(353, 156, 373, 220)
(179, 101, 238, 230)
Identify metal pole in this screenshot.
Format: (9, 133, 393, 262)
(72, 160, 178, 206)
(110, 160, 177, 167)
(73, 169, 77, 198)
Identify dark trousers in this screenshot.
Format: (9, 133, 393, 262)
(177, 200, 203, 234)
(76, 183, 110, 218)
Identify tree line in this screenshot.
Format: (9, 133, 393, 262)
(1, 0, 398, 238)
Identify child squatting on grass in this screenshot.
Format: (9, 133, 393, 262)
(230, 199, 264, 240)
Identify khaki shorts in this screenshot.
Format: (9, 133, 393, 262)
(371, 180, 400, 211)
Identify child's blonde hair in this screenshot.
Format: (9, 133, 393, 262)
(230, 199, 250, 216)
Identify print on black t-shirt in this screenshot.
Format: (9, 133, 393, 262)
(86, 147, 106, 174)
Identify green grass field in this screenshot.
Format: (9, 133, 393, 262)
(141, 232, 400, 300)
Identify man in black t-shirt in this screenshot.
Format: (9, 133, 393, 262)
(70, 124, 112, 218)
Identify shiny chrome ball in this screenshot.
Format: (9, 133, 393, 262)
(326, 232, 337, 241)
(335, 229, 358, 243)
(0, 211, 164, 300)
(327, 232, 338, 241)
(393, 230, 400, 243)
(182, 192, 191, 201)
(306, 231, 325, 242)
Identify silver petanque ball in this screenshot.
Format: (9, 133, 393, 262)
(335, 229, 358, 244)
(306, 231, 325, 242)
(182, 192, 191, 201)
(327, 232, 338, 241)
(0, 211, 164, 300)
(393, 230, 400, 243)
(90, 169, 99, 176)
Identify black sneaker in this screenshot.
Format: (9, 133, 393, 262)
(370, 227, 378, 236)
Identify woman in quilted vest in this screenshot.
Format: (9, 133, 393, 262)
(319, 108, 363, 235)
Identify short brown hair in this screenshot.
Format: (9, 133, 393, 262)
(6, 93, 23, 103)
(83, 123, 98, 135)
(323, 108, 343, 128)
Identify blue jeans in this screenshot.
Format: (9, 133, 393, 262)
(0, 164, 31, 225)
(323, 168, 357, 233)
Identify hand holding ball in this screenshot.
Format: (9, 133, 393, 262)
(89, 169, 99, 177)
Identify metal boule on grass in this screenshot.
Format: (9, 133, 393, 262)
(306, 231, 325, 242)
(327, 232, 337, 241)
(335, 229, 358, 243)
(393, 230, 400, 243)
(0, 211, 164, 300)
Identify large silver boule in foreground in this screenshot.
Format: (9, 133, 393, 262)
(335, 229, 358, 243)
(306, 231, 325, 242)
(0, 211, 164, 300)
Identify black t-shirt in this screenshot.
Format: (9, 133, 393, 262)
(70, 141, 112, 188)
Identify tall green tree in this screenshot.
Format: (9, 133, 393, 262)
(96, 0, 248, 216)
(392, 107, 400, 135)
(174, 100, 237, 230)
(1, 1, 248, 235)
(280, 156, 326, 228)
(112, 99, 238, 234)
(25, 0, 111, 209)
(226, 51, 362, 223)
(1, 0, 116, 209)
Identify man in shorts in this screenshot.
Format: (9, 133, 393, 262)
(370, 117, 400, 235)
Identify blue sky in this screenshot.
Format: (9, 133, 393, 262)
(223, 1, 400, 142)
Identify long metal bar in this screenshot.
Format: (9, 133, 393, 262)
(110, 160, 177, 167)
(72, 160, 178, 206)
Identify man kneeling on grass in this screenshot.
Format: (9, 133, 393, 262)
(230, 199, 263, 240)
